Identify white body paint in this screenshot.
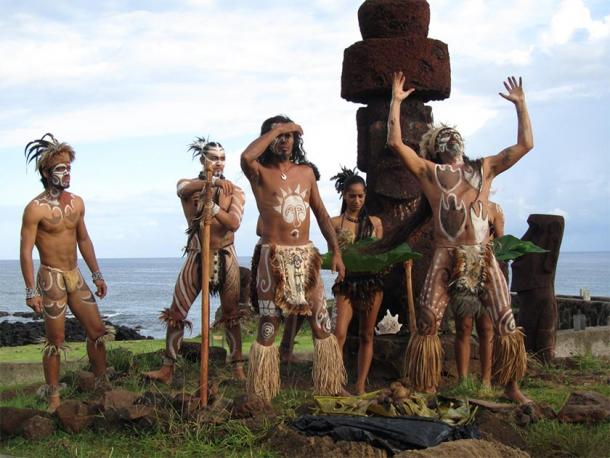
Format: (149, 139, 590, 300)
(273, 184, 309, 227)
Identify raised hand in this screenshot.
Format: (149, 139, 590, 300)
(392, 71, 415, 102)
(272, 122, 303, 136)
(499, 76, 525, 105)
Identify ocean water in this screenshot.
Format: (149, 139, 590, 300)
(1, 252, 608, 339)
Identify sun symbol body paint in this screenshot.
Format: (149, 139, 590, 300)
(273, 185, 309, 227)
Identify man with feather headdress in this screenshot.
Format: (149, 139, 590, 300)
(144, 138, 247, 383)
(387, 73, 533, 403)
(20, 133, 113, 412)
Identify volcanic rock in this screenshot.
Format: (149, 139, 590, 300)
(342, 37, 450, 103)
(21, 415, 56, 441)
(558, 391, 610, 423)
(0, 407, 49, 438)
(358, 0, 430, 39)
(55, 400, 100, 433)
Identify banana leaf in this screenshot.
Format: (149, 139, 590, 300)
(322, 238, 421, 273)
(492, 234, 548, 262)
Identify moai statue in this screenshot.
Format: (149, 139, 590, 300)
(511, 214, 565, 362)
(341, 0, 451, 326)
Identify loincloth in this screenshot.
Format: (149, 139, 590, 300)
(447, 244, 494, 318)
(332, 273, 384, 313)
(38, 264, 84, 294)
(256, 243, 324, 316)
(186, 233, 236, 296)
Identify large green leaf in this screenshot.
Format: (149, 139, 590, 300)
(492, 234, 548, 262)
(322, 238, 421, 273)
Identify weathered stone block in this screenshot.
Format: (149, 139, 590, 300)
(22, 415, 56, 441)
(342, 37, 451, 103)
(358, 0, 430, 39)
(56, 400, 98, 433)
(0, 407, 48, 438)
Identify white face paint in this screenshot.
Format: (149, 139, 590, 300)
(273, 184, 309, 227)
(49, 162, 71, 189)
(202, 146, 226, 177)
(270, 123, 294, 158)
(436, 128, 464, 159)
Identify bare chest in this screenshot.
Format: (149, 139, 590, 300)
(35, 194, 80, 233)
(427, 164, 490, 244)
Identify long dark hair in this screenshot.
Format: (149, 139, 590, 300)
(331, 166, 373, 241)
(258, 115, 320, 181)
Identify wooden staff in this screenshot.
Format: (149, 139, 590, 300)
(404, 260, 416, 334)
(199, 164, 214, 407)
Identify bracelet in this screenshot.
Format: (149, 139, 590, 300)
(92, 271, 104, 282)
(25, 287, 41, 300)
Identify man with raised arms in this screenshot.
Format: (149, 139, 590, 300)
(388, 74, 533, 403)
(21, 134, 113, 412)
(241, 115, 347, 402)
(145, 139, 247, 383)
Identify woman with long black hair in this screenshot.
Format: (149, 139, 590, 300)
(331, 167, 384, 394)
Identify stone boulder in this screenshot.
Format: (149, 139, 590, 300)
(0, 407, 49, 438)
(358, 0, 430, 39)
(558, 391, 610, 423)
(21, 415, 56, 441)
(55, 400, 100, 433)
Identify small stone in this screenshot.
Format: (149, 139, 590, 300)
(55, 400, 98, 434)
(0, 407, 48, 438)
(75, 371, 96, 392)
(22, 415, 56, 441)
(558, 391, 610, 424)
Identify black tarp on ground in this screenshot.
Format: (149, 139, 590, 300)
(291, 415, 479, 455)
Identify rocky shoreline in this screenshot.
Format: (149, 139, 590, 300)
(0, 315, 151, 347)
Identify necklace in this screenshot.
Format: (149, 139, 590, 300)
(344, 214, 359, 223)
(278, 163, 295, 181)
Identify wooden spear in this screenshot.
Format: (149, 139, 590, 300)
(404, 260, 416, 334)
(199, 164, 214, 407)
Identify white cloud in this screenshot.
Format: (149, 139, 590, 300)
(542, 0, 610, 47)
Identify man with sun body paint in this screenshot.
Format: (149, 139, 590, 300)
(241, 115, 347, 402)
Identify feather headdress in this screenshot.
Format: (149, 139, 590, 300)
(331, 166, 360, 194)
(24, 133, 75, 173)
(188, 136, 224, 160)
(418, 123, 457, 162)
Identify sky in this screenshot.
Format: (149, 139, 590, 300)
(1, 0, 609, 260)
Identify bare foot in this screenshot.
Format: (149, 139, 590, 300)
(338, 387, 353, 397)
(232, 364, 246, 381)
(478, 380, 493, 395)
(47, 394, 61, 413)
(503, 382, 533, 404)
(416, 385, 437, 394)
(143, 366, 173, 384)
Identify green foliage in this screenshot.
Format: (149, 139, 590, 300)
(322, 238, 420, 273)
(492, 234, 547, 261)
(524, 420, 610, 458)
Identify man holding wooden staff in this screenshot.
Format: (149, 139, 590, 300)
(145, 139, 246, 383)
(241, 115, 347, 403)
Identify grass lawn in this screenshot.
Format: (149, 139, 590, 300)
(1, 330, 609, 457)
(0, 321, 315, 365)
